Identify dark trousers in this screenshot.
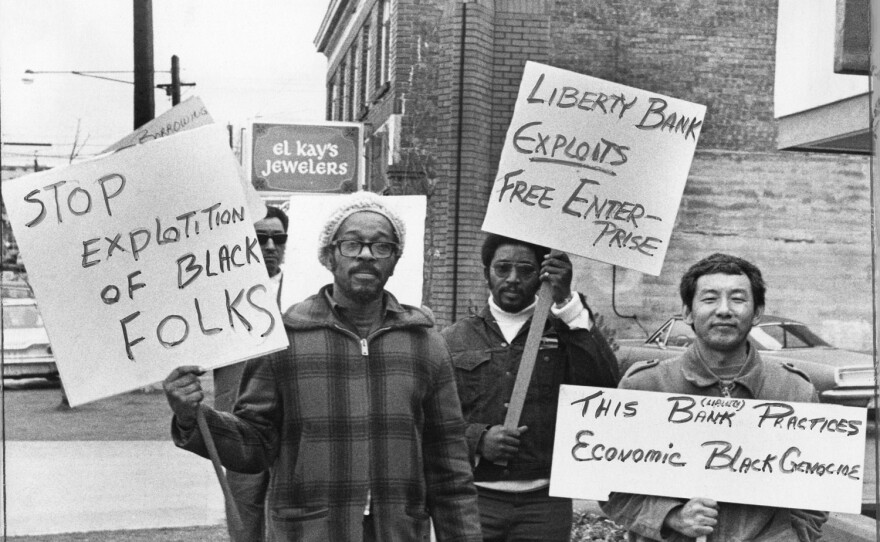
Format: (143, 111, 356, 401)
(477, 485, 573, 542)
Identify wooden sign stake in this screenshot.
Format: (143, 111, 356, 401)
(197, 405, 243, 533)
(496, 281, 554, 465)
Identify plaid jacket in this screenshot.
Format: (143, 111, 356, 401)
(174, 286, 482, 541)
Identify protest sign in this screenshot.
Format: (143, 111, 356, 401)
(276, 194, 426, 312)
(482, 61, 706, 276)
(102, 96, 266, 222)
(3, 124, 289, 407)
(549, 385, 867, 513)
(102, 96, 215, 153)
(249, 121, 363, 193)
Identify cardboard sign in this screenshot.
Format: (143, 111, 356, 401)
(3, 125, 289, 406)
(550, 385, 867, 513)
(249, 122, 363, 193)
(102, 96, 266, 223)
(276, 194, 426, 312)
(482, 61, 706, 275)
(102, 96, 215, 153)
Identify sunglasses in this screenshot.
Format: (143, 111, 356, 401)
(491, 262, 538, 280)
(257, 233, 288, 245)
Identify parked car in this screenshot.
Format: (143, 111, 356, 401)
(616, 315, 875, 410)
(2, 297, 58, 380)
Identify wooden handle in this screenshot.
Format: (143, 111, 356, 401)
(197, 405, 243, 533)
(495, 281, 554, 466)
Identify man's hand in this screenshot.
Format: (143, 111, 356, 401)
(663, 497, 718, 538)
(479, 425, 528, 463)
(540, 251, 573, 305)
(163, 365, 206, 429)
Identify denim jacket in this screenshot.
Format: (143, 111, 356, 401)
(441, 301, 620, 482)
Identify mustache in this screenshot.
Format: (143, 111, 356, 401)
(350, 264, 379, 276)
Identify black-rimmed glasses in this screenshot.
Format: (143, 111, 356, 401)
(333, 240, 399, 259)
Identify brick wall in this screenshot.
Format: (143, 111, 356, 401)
(340, 0, 874, 350)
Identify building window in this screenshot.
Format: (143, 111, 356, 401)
(348, 47, 357, 120)
(327, 80, 337, 121)
(359, 26, 370, 111)
(377, 0, 391, 89)
(339, 60, 348, 121)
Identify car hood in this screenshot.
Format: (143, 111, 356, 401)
(3, 328, 50, 351)
(757, 347, 873, 370)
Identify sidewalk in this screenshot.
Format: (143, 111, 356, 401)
(2, 441, 224, 536)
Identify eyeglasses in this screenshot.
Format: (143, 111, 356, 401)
(491, 262, 538, 280)
(257, 233, 288, 246)
(333, 240, 399, 259)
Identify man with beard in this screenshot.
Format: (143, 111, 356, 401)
(601, 253, 827, 541)
(212, 204, 288, 542)
(441, 234, 620, 541)
(164, 192, 482, 541)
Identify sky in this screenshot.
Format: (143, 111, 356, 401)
(0, 0, 331, 168)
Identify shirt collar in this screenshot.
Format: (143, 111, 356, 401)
(681, 343, 764, 397)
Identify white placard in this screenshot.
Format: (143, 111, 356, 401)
(550, 385, 866, 513)
(277, 194, 426, 312)
(102, 96, 215, 153)
(482, 61, 706, 276)
(102, 96, 266, 222)
(3, 125, 289, 406)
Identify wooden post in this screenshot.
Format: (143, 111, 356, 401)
(494, 281, 554, 466)
(196, 405, 243, 533)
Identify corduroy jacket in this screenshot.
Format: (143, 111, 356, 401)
(173, 286, 482, 542)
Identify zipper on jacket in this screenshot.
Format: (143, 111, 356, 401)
(360, 338, 368, 356)
(719, 382, 733, 397)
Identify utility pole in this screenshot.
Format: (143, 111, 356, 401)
(133, 0, 155, 129)
(170, 54, 181, 105)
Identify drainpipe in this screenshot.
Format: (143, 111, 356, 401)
(451, 0, 468, 322)
(870, 0, 880, 535)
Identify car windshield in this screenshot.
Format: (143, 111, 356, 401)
(751, 323, 831, 350)
(2, 304, 44, 329)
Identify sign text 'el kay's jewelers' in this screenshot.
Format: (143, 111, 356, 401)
(250, 122, 362, 193)
(549, 385, 867, 513)
(2, 124, 289, 407)
(481, 61, 706, 275)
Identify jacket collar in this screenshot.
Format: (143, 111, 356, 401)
(282, 284, 433, 331)
(680, 343, 764, 397)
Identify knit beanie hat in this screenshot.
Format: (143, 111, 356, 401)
(317, 191, 406, 269)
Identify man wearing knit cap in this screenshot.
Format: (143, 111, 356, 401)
(164, 191, 482, 541)
(441, 233, 620, 541)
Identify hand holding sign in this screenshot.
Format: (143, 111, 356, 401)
(482, 61, 706, 276)
(3, 125, 289, 406)
(666, 498, 718, 540)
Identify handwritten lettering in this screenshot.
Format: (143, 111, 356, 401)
(526, 72, 638, 119)
(571, 430, 685, 466)
(635, 97, 703, 140)
(753, 402, 862, 436)
(119, 283, 275, 361)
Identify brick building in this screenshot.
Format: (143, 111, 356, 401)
(315, 0, 872, 350)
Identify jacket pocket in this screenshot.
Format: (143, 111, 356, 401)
(451, 350, 495, 409)
(451, 350, 491, 371)
(269, 507, 331, 542)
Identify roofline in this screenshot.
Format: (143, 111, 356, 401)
(314, 0, 350, 54)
